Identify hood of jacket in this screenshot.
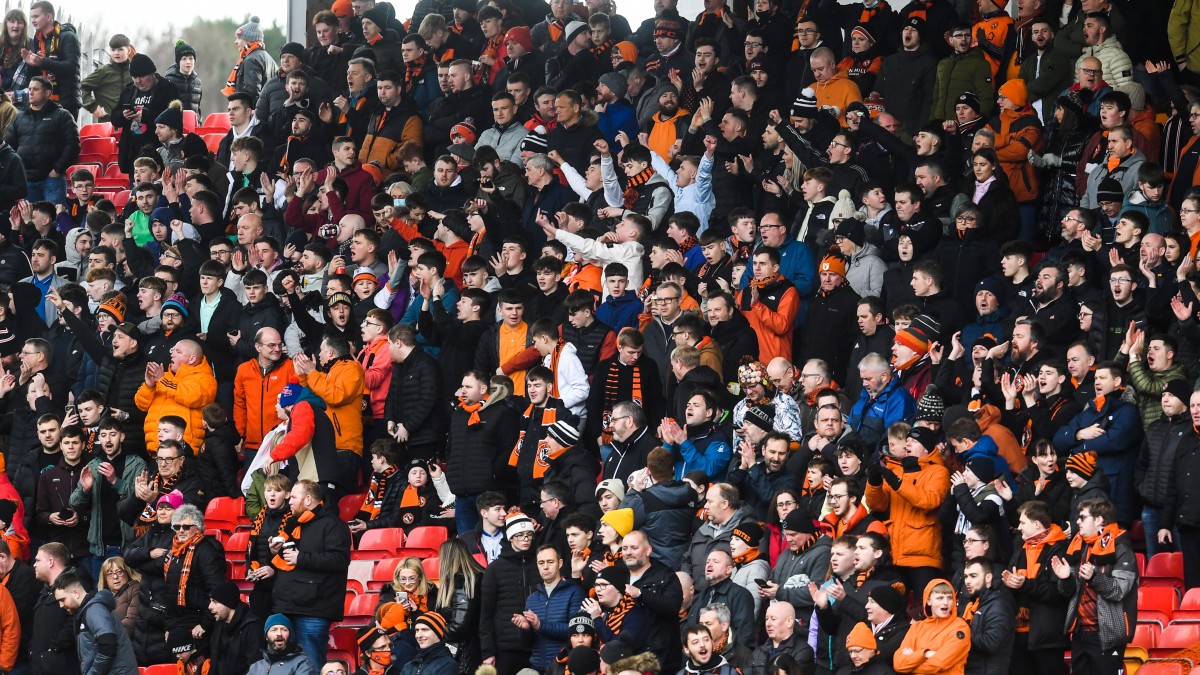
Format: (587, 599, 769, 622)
(647, 478, 698, 509)
(81, 588, 117, 614)
(921, 577, 958, 620)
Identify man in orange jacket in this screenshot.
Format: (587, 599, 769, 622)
(295, 334, 366, 495)
(737, 247, 800, 363)
(894, 579, 971, 674)
(233, 327, 295, 460)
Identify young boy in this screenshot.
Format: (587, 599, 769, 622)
(562, 511, 600, 580)
(59, 168, 100, 232)
(1123, 163, 1174, 235)
(800, 458, 833, 521)
(665, 212, 705, 272)
(695, 230, 732, 300)
(726, 207, 756, 263)
(595, 263, 640, 331)
(894, 580, 971, 674)
(529, 255, 569, 325)
(891, 304, 918, 331)
(999, 240, 1033, 305)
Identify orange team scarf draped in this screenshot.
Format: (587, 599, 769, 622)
(36, 25, 62, 97)
(139, 475, 179, 526)
(223, 42, 265, 97)
(166, 529, 206, 606)
(961, 596, 981, 624)
(271, 509, 316, 571)
(589, 38, 614, 57)
(403, 55, 427, 93)
(602, 548, 623, 565)
(750, 272, 783, 290)
(459, 395, 488, 426)
(604, 593, 637, 634)
(547, 339, 568, 398)
(360, 466, 399, 521)
(622, 167, 655, 209)
(732, 546, 761, 566)
(509, 403, 559, 471)
(248, 507, 293, 570)
(1066, 522, 1125, 558)
(547, 18, 565, 43)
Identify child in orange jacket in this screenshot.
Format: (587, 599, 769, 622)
(894, 579, 971, 674)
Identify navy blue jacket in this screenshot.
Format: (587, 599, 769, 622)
(520, 579, 584, 670)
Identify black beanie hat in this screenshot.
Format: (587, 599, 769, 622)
(868, 584, 905, 617)
(129, 53, 156, 78)
(174, 39, 196, 65)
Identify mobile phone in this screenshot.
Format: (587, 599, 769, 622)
(754, 578, 769, 588)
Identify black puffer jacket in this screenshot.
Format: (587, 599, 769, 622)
(5, 100, 79, 181)
(445, 392, 519, 497)
(163, 65, 202, 113)
(255, 66, 332, 122)
(30, 578, 81, 675)
(1136, 411, 1192, 508)
(1036, 112, 1096, 240)
(125, 523, 175, 665)
(1161, 430, 1200, 529)
(385, 345, 446, 448)
(66, 310, 149, 456)
(235, 295, 290, 360)
(423, 85, 494, 160)
(621, 480, 697, 569)
(479, 544, 537, 659)
(162, 535, 227, 630)
(1007, 525, 1070, 651)
(271, 503, 351, 621)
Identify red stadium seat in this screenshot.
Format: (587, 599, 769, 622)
(346, 560, 374, 595)
(1147, 553, 1185, 581)
(1159, 622, 1200, 650)
(423, 557, 440, 581)
(111, 190, 131, 210)
(339, 493, 366, 521)
(329, 626, 358, 653)
(203, 133, 225, 155)
(344, 593, 380, 624)
(1140, 587, 1181, 617)
(203, 112, 231, 130)
(1135, 623, 1161, 648)
(406, 526, 449, 552)
(66, 163, 102, 180)
(144, 665, 175, 675)
(79, 122, 113, 138)
(328, 649, 358, 671)
(95, 177, 128, 190)
(1137, 553, 1147, 577)
(205, 496, 245, 529)
(182, 110, 198, 134)
(80, 136, 117, 160)
(368, 557, 402, 591)
(352, 528, 405, 560)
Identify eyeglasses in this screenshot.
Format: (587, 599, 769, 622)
(829, 140, 851, 150)
(796, 28, 817, 34)
(1078, 311, 1093, 318)
(1079, 68, 1102, 76)
(950, 33, 971, 40)
(1062, 215, 1083, 224)
(955, 215, 977, 223)
(156, 456, 181, 463)
(1182, 207, 1200, 214)
(827, 493, 849, 501)
(610, 415, 631, 423)
(540, 497, 560, 505)
(776, 500, 797, 508)
(800, 372, 822, 379)
(963, 537, 987, 544)
(106, 570, 126, 578)
(1109, 278, 1133, 285)
(364, 321, 384, 328)
(759, 222, 785, 230)
(744, 40, 763, 47)
(654, 296, 680, 303)
(171, 523, 197, 531)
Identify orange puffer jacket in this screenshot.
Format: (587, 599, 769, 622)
(864, 451, 950, 569)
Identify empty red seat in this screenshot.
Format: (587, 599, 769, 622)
(423, 557, 440, 581)
(352, 528, 405, 560)
(368, 557, 402, 591)
(1135, 623, 1161, 648)
(329, 626, 358, 652)
(1140, 587, 1181, 617)
(1137, 552, 1147, 578)
(205, 496, 245, 528)
(344, 593, 380, 624)
(1159, 622, 1200, 649)
(406, 526, 449, 551)
(1146, 552, 1185, 580)
(182, 110, 198, 134)
(103, 163, 127, 178)
(80, 136, 117, 160)
(203, 133, 225, 155)
(111, 190, 130, 210)
(346, 560, 374, 595)
(79, 122, 113, 138)
(66, 163, 101, 180)
(1139, 661, 1189, 675)
(203, 112, 231, 130)
(144, 665, 175, 675)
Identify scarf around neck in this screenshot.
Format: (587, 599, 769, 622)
(622, 167, 655, 208)
(223, 42, 265, 97)
(166, 529, 206, 606)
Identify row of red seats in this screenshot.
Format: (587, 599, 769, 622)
(80, 112, 232, 140)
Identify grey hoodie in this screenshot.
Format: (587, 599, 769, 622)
(74, 590, 138, 675)
(686, 505, 754, 593)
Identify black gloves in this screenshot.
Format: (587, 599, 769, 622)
(879, 463, 902, 490)
(865, 461, 883, 486)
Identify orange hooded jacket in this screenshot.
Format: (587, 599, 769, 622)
(864, 451, 950, 569)
(894, 579, 972, 674)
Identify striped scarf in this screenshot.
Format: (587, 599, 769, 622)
(622, 167, 655, 209)
(603, 593, 637, 635)
(249, 508, 293, 571)
(271, 509, 315, 571)
(166, 529, 206, 606)
(222, 42, 265, 97)
(359, 466, 398, 521)
(138, 475, 179, 526)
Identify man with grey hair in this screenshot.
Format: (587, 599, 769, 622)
(698, 603, 752, 668)
(601, 400, 655, 482)
(518, 152, 573, 247)
(848, 352, 915, 449)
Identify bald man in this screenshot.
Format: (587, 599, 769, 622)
(749, 601, 814, 673)
(234, 326, 297, 458)
(135, 339, 218, 454)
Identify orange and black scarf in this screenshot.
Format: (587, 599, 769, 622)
(1066, 522, 1125, 558)
(138, 475, 179, 526)
(600, 360, 643, 445)
(166, 529, 206, 606)
(732, 546, 761, 566)
(589, 38, 615, 58)
(727, 235, 753, 263)
(509, 402, 562, 478)
(603, 593, 637, 635)
(546, 17, 565, 43)
(223, 42, 265, 97)
(35, 24, 61, 97)
(622, 167, 655, 209)
(403, 55, 427, 94)
(677, 235, 699, 253)
(458, 395, 489, 426)
(602, 547, 623, 565)
(360, 466, 398, 521)
(271, 509, 316, 571)
(547, 338, 568, 398)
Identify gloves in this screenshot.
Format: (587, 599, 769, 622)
(879, 463, 902, 490)
(902, 456, 921, 473)
(1042, 153, 1062, 167)
(865, 461, 883, 486)
(1027, 150, 1045, 168)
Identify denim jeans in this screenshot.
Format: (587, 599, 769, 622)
(27, 176, 66, 203)
(289, 615, 330, 670)
(455, 494, 479, 535)
(1143, 505, 1179, 558)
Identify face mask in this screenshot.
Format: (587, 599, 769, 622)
(393, 198, 406, 208)
(371, 650, 393, 666)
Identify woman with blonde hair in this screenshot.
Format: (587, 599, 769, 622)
(373, 557, 438, 668)
(98, 556, 142, 636)
(433, 539, 483, 674)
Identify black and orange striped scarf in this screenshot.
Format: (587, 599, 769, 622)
(509, 402, 560, 477)
(547, 18, 565, 43)
(622, 167, 655, 208)
(750, 272, 783, 290)
(547, 339, 568, 398)
(677, 235, 698, 253)
(360, 466, 398, 521)
(403, 55, 428, 94)
(589, 38, 615, 58)
(600, 360, 642, 445)
(223, 42, 265, 97)
(35, 24, 62, 98)
(271, 509, 316, 571)
(138, 475, 179, 527)
(604, 593, 637, 635)
(166, 529, 206, 606)
(602, 547, 623, 565)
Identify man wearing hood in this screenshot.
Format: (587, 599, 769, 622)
(681, 623, 739, 675)
(246, 614, 315, 675)
(894, 579, 971, 674)
(52, 571, 138, 675)
(6, 76, 78, 204)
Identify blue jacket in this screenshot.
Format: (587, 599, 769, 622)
(849, 378, 916, 451)
(669, 426, 732, 481)
(400, 278, 460, 358)
(597, 100, 640, 150)
(957, 435, 1015, 488)
(521, 578, 585, 670)
(959, 304, 1011, 357)
(740, 239, 815, 324)
(1052, 394, 1144, 471)
(596, 292, 642, 331)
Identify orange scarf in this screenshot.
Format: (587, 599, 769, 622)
(223, 42, 265, 96)
(459, 396, 488, 426)
(622, 167, 655, 208)
(732, 547, 761, 566)
(360, 466, 398, 521)
(271, 509, 316, 571)
(403, 55, 427, 93)
(166, 530, 206, 606)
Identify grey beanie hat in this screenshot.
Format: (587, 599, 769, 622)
(598, 71, 628, 100)
(236, 16, 265, 43)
